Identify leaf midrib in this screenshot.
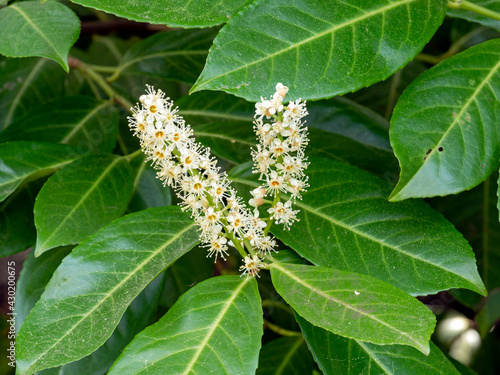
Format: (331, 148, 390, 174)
(4, 58, 47, 127)
(10, 5, 61, 59)
(61, 102, 109, 143)
(24, 221, 197, 373)
(275, 337, 304, 374)
(181, 277, 250, 375)
(272, 263, 422, 348)
(230, 175, 474, 283)
(194, 0, 418, 89)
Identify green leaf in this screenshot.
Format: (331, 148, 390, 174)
(0, 141, 77, 203)
(69, 0, 252, 28)
(389, 39, 500, 201)
(448, 1, 500, 31)
(108, 276, 262, 375)
(127, 155, 172, 213)
(16, 251, 168, 375)
(257, 336, 315, 375)
(0, 179, 43, 257)
(15, 247, 72, 332)
(0, 57, 66, 130)
(39, 274, 167, 375)
(0, 96, 119, 153)
(0, 1, 80, 71)
(270, 262, 435, 354)
(109, 28, 217, 84)
(15, 206, 199, 375)
(34, 154, 134, 255)
(191, 0, 448, 101)
(229, 158, 486, 296)
(296, 314, 461, 375)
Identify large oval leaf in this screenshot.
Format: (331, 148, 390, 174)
(15, 248, 168, 375)
(70, 0, 253, 28)
(0, 96, 118, 153)
(108, 28, 217, 84)
(0, 57, 66, 130)
(257, 336, 315, 375)
(191, 0, 448, 101)
(270, 262, 436, 354)
(0, 141, 77, 203)
(229, 158, 486, 296)
(34, 154, 134, 256)
(296, 314, 461, 375)
(0, 1, 80, 71)
(108, 276, 262, 375)
(15, 206, 199, 375)
(448, 0, 500, 31)
(389, 39, 500, 201)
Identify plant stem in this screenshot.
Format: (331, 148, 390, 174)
(415, 53, 443, 65)
(86, 64, 118, 74)
(70, 57, 133, 110)
(263, 319, 302, 337)
(125, 149, 143, 162)
(448, 0, 500, 21)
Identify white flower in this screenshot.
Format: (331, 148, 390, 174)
(250, 82, 309, 231)
(239, 255, 266, 277)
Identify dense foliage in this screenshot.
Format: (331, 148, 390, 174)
(1, 0, 500, 374)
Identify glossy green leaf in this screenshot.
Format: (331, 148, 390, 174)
(191, 0, 448, 101)
(0, 1, 80, 71)
(257, 336, 315, 375)
(448, 1, 500, 31)
(34, 154, 134, 255)
(230, 158, 486, 296)
(0, 57, 66, 130)
(69, 0, 252, 28)
(390, 39, 500, 201)
(16, 250, 168, 375)
(0, 179, 43, 257)
(15, 247, 72, 332)
(296, 314, 460, 375)
(0, 141, 77, 203)
(15, 206, 199, 375)
(39, 274, 167, 375)
(270, 262, 436, 354)
(108, 276, 262, 375)
(127, 155, 172, 213)
(109, 28, 217, 84)
(0, 96, 118, 153)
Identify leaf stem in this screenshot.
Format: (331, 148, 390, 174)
(86, 64, 118, 74)
(125, 149, 143, 162)
(448, 0, 500, 21)
(263, 318, 302, 337)
(415, 53, 443, 65)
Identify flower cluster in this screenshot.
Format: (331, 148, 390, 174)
(128, 86, 276, 274)
(250, 83, 309, 230)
